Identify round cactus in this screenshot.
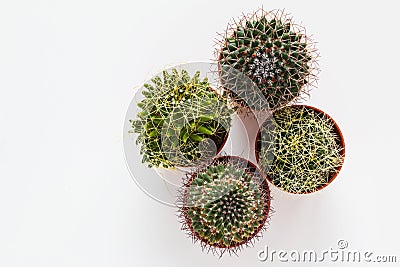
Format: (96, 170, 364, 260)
(217, 9, 318, 110)
(178, 156, 271, 256)
(131, 68, 232, 168)
(256, 105, 345, 194)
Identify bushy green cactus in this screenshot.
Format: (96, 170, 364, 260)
(217, 9, 318, 110)
(178, 156, 271, 256)
(257, 105, 345, 194)
(131, 68, 232, 168)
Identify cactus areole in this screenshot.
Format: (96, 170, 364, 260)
(178, 156, 271, 255)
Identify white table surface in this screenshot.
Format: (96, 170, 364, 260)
(1, 0, 399, 266)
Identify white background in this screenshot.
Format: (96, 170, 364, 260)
(1, 0, 399, 266)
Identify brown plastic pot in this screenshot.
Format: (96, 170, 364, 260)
(255, 105, 345, 194)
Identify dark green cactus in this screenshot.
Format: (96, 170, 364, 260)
(256, 105, 345, 194)
(131, 68, 232, 168)
(217, 9, 318, 110)
(178, 156, 271, 256)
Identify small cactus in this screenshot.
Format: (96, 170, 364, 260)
(178, 156, 271, 256)
(256, 105, 345, 194)
(217, 9, 318, 110)
(131, 68, 232, 168)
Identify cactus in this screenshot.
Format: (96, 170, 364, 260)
(256, 105, 345, 194)
(217, 9, 318, 110)
(178, 156, 271, 256)
(131, 68, 232, 168)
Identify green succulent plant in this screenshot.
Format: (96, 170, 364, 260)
(257, 105, 345, 194)
(217, 9, 318, 110)
(131, 68, 232, 168)
(178, 156, 271, 256)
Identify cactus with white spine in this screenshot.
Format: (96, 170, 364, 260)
(256, 105, 345, 194)
(178, 156, 271, 256)
(131, 69, 232, 168)
(217, 9, 318, 110)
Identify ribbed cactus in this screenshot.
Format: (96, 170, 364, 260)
(178, 156, 271, 256)
(131, 68, 232, 168)
(217, 9, 318, 110)
(256, 105, 345, 194)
